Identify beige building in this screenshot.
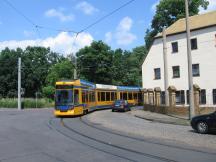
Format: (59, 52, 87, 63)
(142, 11, 216, 107)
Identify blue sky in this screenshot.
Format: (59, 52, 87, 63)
(0, 0, 215, 55)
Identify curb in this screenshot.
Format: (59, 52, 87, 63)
(134, 115, 190, 126)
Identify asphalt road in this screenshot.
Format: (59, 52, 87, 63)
(0, 108, 215, 162)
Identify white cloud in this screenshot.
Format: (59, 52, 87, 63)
(105, 32, 112, 43)
(115, 32, 136, 46)
(76, 1, 98, 15)
(117, 17, 133, 32)
(105, 17, 136, 46)
(199, 0, 216, 13)
(0, 32, 93, 55)
(151, 1, 159, 12)
(45, 9, 74, 22)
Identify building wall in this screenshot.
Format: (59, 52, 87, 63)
(142, 26, 216, 106)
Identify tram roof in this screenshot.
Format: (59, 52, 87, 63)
(80, 79, 96, 88)
(96, 84, 117, 90)
(117, 86, 142, 91)
(56, 79, 142, 91)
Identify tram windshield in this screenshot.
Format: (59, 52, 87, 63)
(55, 90, 73, 105)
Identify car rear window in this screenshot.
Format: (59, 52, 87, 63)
(115, 100, 124, 104)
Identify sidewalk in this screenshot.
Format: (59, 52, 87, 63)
(130, 109, 190, 126)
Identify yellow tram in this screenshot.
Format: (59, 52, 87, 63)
(54, 79, 143, 116)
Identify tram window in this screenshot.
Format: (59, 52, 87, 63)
(89, 92, 92, 102)
(74, 90, 79, 105)
(82, 94, 85, 103)
(89, 91, 95, 102)
(82, 91, 86, 103)
(120, 92, 123, 99)
(98, 92, 101, 101)
(133, 93, 138, 99)
(123, 92, 128, 100)
(92, 92, 95, 102)
(86, 92, 89, 102)
(111, 92, 115, 101)
(106, 92, 111, 101)
(128, 92, 133, 100)
(115, 93, 117, 100)
(101, 92, 105, 101)
(89, 93, 91, 102)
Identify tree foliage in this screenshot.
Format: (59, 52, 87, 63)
(45, 59, 74, 86)
(76, 41, 147, 86)
(42, 86, 55, 99)
(145, 0, 209, 50)
(76, 41, 113, 84)
(0, 42, 147, 98)
(0, 47, 63, 98)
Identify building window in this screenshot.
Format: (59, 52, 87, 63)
(191, 38, 198, 50)
(192, 64, 200, 77)
(176, 90, 185, 105)
(213, 89, 216, 105)
(154, 68, 161, 80)
(172, 66, 180, 78)
(200, 89, 206, 105)
(171, 42, 178, 53)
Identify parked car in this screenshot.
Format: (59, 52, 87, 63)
(112, 100, 131, 112)
(191, 111, 216, 134)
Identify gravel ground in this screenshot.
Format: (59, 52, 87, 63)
(86, 109, 216, 151)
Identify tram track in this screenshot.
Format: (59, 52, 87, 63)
(48, 117, 137, 162)
(48, 117, 178, 162)
(80, 115, 216, 155)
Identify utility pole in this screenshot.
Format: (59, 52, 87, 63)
(185, 0, 195, 119)
(162, 28, 169, 106)
(18, 57, 21, 110)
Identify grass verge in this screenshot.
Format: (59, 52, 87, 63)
(0, 98, 54, 108)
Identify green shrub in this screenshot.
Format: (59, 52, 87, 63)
(42, 86, 55, 99)
(0, 98, 54, 108)
(0, 98, 17, 108)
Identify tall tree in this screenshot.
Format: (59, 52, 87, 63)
(22, 47, 62, 97)
(121, 46, 147, 86)
(111, 48, 125, 85)
(145, 0, 209, 50)
(0, 48, 22, 97)
(76, 41, 113, 84)
(45, 59, 74, 86)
